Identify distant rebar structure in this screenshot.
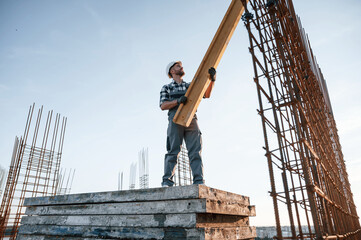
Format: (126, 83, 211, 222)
(129, 163, 137, 190)
(118, 171, 123, 191)
(0, 166, 7, 197)
(0, 104, 67, 239)
(174, 144, 192, 186)
(138, 148, 149, 189)
(243, 0, 361, 239)
(56, 168, 75, 195)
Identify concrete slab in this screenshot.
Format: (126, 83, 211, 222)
(18, 225, 257, 240)
(21, 214, 198, 228)
(17, 236, 114, 240)
(21, 213, 250, 228)
(25, 198, 255, 216)
(19, 185, 256, 239)
(24, 185, 250, 206)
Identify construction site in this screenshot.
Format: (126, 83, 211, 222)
(0, 0, 360, 239)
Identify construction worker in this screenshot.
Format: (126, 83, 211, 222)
(159, 61, 216, 187)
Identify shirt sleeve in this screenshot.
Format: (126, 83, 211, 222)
(159, 85, 170, 107)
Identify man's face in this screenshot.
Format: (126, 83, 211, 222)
(171, 63, 185, 77)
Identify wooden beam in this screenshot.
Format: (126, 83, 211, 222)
(173, 0, 248, 127)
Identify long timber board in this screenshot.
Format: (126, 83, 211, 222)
(173, 0, 248, 127)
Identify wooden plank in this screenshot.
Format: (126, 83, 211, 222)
(24, 185, 250, 207)
(173, 0, 248, 127)
(25, 199, 255, 216)
(18, 225, 257, 240)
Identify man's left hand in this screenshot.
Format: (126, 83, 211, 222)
(208, 67, 216, 82)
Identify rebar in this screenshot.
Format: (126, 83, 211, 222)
(56, 168, 76, 195)
(139, 148, 149, 189)
(0, 104, 67, 239)
(244, 0, 361, 239)
(174, 143, 192, 186)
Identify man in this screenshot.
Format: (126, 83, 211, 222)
(159, 61, 216, 187)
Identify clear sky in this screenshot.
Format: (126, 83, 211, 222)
(0, 0, 360, 226)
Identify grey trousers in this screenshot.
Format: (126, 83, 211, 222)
(162, 116, 204, 186)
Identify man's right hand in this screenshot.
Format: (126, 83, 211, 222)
(177, 96, 187, 104)
(208, 67, 216, 81)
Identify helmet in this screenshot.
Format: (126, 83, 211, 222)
(166, 61, 181, 78)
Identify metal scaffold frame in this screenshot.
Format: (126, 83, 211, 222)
(243, 0, 361, 239)
(0, 104, 67, 239)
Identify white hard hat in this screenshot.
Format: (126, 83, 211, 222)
(166, 61, 181, 78)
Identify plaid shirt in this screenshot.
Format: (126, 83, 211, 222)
(159, 80, 190, 107)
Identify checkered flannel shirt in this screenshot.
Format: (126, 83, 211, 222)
(159, 80, 190, 107)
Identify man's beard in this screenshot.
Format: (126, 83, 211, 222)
(175, 69, 185, 77)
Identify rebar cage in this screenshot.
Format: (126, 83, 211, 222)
(243, 0, 361, 239)
(0, 104, 66, 239)
(174, 144, 193, 186)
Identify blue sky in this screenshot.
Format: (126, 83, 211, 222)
(0, 0, 360, 226)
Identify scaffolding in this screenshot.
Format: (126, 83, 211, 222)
(174, 144, 192, 186)
(243, 0, 361, 239)
(0, 104, 67, 239)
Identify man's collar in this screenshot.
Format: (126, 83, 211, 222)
(172, 79, 184, 84)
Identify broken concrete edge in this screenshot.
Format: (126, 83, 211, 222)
(24, 185, 250, 207)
